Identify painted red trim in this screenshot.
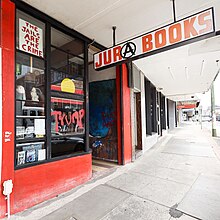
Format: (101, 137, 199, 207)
(13, 154, 92, 214)
(116, 67, 122, 165)
(116, 65, 132, 165)
(0, 0, 15, 218)
(177, 104, 196, 109)
(121, 64, 132, 164)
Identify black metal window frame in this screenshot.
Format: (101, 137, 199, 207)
(144, 77, 158, 135)
(13, 1, 99, 169)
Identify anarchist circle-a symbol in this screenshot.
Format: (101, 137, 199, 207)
(120, 42, 136, 59)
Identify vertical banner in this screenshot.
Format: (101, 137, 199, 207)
(19, 18, 43, 58)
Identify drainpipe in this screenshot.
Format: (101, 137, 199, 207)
(3, 180, 13, 218)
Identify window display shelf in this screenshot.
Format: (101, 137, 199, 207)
(16, 138, 45, 144)
(16, 115, 45, 118)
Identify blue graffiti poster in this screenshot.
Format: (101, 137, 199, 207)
(89, 79, 118, 161)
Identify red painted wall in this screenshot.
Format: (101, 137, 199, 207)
(0, 0, 15, 217)
(13, 154, 92, 213)
(121, 64, 132, 164)
(116, 65, 132, 164)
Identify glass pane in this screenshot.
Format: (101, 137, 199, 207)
(51, 28, 85, 158)
(16, 10, 45, 58)
(51, 98, 85, 136)
(51, 69, 84, 95)
(51, 47, 84, 78)
(16, 52, 45, 140)
(16, 142, 46, 166)
(51, 98, 85, 157)
(51, 28, 84, 58)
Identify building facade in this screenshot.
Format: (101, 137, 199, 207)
(0, 0, 176, 217)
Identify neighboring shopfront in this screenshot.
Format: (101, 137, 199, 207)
(0, 0, 132, 217)
(130, 63, 176, 155)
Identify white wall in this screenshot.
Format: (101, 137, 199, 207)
(88, 64, 116, 82)
(168, 99, 176, 129)
(140, 73, 159, 152)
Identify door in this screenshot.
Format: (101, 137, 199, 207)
(135, 92, 142, 150)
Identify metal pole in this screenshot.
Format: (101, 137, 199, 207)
(171, 0, 176, 23)
(200, 106, 202, 130)
(112, 26, 116, 46)
(7, 195, 10, 218)
(211, 82, 217, 137)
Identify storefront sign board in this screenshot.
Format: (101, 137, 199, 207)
(94, 8, 215, 70)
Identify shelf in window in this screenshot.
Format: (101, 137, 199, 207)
(16, 99, 45, 104)
(16, 137, 45, 144)
(16, 141, 45, 146)
(51, 91, 84, 101)
(51, 133, 84, 139)
(16, 116, 45, 119)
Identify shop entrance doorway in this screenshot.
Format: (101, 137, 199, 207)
(134, 92, 142, 153)
(89, 79, 118, 163)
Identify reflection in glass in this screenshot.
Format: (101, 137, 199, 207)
(51, 98, 85, 136)
(50, 28, 85, 157)
(16, 52, 45, 140)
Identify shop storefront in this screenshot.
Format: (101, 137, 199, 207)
(0, 0, 93, 216)
(0, 0, 132, 217)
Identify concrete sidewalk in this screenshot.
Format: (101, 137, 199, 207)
(11, 123, 220, 220)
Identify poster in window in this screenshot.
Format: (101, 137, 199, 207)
(16, 126, 25, 139)
(34, 119, 45, 136)
(26, 149, 36, 163)
(22, 143, 43, 162)
(17, 151, 26, 165)
(38, 149, 46, 161)
(19, 18, 44, 58)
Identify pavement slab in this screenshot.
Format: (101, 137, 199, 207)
(130, 164, 199, 185)
(40, 184, 130, 220)
(101, 195, 170, 220)
(106, 172, 155, 194)
(136, 177, 191, 207)
(162, 144, 216, 157)
(178, 174, 220, 220)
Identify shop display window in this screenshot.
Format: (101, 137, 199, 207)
(15, 10, 86, 167)
(16, 52, 45, 141)
(50, 28, 85, 157)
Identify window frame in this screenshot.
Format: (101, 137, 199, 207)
(14, 4, 90, 170)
